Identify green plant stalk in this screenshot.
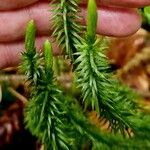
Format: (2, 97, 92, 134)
(21, 20, 42, 85)
(21, 0, 150, 148)
(87, 0, 97, 43)
(74, 0, 139, 135)
(51, 0, 83, 61)
(25, 20, 36, 54)
(43, 40, 53, 75)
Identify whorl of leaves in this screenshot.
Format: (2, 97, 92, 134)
(51, 0, 83, 61)
(74, 37, 139, 136)
(21, 20, 43, 85)
(74, 0, 139, 136)
(25, 77, 74, 150)
(21, 1, 150, 149)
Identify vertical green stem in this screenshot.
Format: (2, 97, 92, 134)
(87, 0, 97, 44)
(25, 20, 36, 54)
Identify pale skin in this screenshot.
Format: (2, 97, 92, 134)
(0, 0, 150, 68)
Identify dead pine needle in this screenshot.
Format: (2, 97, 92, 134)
(8, 87, 28, 104)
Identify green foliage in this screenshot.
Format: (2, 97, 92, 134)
(74, 0, 138, 135)
(142, 6, 150, 25)
(75, 36, 138, 135)
(21, 20, 43, 85)
(23, 30, 71, 149)
(87, 0, 97, 43)
(25, 20, 36, 54)
(21, 21, 106, 150)
(43, 40, 53, 74)
(51, 0, 83, 61)
(20, 0, 150, 150)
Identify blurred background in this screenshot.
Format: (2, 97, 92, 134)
(0, 7, 150, 150)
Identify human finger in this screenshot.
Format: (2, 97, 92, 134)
(1, 0, 150, 10)
(99, 0, 150, 8)
(0, 0, 39, 10)
(0, 2, 141, 42)
(0, 36, 59, 69)
(82, 5, 141, 37)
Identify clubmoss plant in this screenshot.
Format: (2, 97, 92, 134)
(75, 0, 138, 135)
(20, 0, 150, 149)
(51, 0, 83, 61)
